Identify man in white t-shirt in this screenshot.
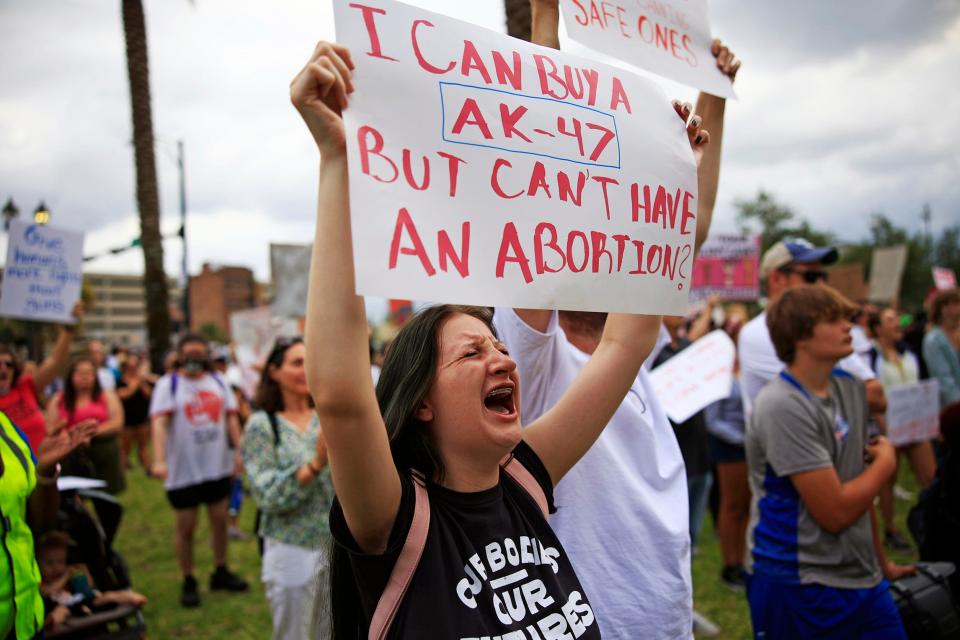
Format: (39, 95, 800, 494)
(495, 308, 690, 639)
(150, 334, 248, 608)
(739, 239, 886, 415)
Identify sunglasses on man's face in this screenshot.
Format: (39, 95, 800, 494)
(780, 267, 828, 284)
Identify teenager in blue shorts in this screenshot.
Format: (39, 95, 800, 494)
(744, 285, 913, 639)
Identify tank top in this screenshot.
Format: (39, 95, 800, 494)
(58, 393, 109, 429)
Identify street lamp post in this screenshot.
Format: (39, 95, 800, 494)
(2, 198, 19, 230)
(33, 201, 51, 225)
(178, 140, 190, 331)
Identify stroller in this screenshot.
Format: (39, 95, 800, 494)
(45, 486, 146, 640)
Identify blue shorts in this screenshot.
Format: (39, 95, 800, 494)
(746, 572, 906, 640)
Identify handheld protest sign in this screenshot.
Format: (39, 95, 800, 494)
(335, 0, 698, 315)
(690, 234, 759, 302)
(0, 220, 84, 324)
(559, 0, 735, 99)
(649, 329, 734, 423)
(885, 380, 940, 447)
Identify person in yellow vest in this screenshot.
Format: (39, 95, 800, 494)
(1, 410, 96, 639)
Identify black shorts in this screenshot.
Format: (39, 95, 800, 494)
(166, 476, 233, 510)
(708, 433, 746, 464)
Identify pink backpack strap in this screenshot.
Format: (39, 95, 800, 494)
(368, 471, 430, 640)
(501, 455, 550, 519)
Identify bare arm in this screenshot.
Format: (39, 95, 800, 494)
(150, 414, 170, 480)
(865, 379, 887, 414)
(530, 0, 560, 49)
(293, 42, 401, 554)
(790, 436, 896, 534)
(694, 40, 740, 256)
(34, 326, 76, 393)
(687, 295, 718, 341)
(96, 391, 124, 438)
(524, 313, 662, 484)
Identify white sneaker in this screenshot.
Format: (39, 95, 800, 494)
(692, 610, 721, 637)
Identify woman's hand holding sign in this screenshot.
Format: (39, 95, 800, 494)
(290, 41, 356, 155)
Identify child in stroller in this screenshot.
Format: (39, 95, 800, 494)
(36, 531, 147, 631)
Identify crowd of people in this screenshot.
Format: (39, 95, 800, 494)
(3, 1, 960, 639)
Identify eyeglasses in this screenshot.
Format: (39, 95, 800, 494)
(779, 267, 828, 284)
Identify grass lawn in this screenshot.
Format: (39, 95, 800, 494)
(113, 461, 921, 639)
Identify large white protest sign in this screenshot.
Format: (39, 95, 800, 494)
(558, 0, 735, 99)
(0, 221, 84, 324)
(335, 0, 698, 315)
(270, 243, 312, 318)
(885, 380, 940, 447)
(649, 329, 734, 423)
(229, 307, 300, 399)
(869, 245, 908, 303)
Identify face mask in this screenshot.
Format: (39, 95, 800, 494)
(182, 357, 207, 375)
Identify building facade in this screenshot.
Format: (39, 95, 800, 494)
(84, 272, 183, 347)
(189, 263, 258, 340)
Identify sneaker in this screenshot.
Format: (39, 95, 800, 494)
(209, 566, 249, 592)
(180, 575, 200, 607)
(885, 530, 911, 551)
(720, 565, 746, 592)
(692, 610, 721, 637)
(227, 526, 250, 541)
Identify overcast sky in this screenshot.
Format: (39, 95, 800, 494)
(2, 0, 958, 290)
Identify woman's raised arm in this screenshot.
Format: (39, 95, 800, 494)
(292, 42, 401, 554)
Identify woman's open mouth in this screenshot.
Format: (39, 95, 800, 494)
(484, 384, 516, 416)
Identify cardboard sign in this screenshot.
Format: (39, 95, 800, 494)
(933, 266, 957, 291)
(689, 234, 759, 301)
(649, 329, 734, 423)
(270, 243, 312, 318)
(868, 245, 908, 303)
(559, 0, 735, 99)
(0, 221, 84, 323)
(825, 263, 868, 303)
(335, 0, 699, 315)
(885, 380, 940, 447)
(229, 307, 300, 400)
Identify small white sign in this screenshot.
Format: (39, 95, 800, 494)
(649, 329, 734, 423)
(885, 380, 940, 447)
(0, 221, 84, 324)
(559, 0, 736, 98)
(932, 266, 956, 291)
(229, 307, 300, 400)
(335, 0, 699, 315)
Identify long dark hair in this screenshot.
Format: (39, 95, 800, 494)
(63, 357, 103, 417)
(330, 304, 495, 639)
(254, 337, 307, 413)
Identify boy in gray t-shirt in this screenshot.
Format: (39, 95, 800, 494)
(744, 286, 911, 639)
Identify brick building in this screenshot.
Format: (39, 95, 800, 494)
(189, 263, 258, 339)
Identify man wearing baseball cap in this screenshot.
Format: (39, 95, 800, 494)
(739, 238, 885, 414)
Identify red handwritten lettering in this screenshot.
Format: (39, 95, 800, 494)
(389, 208, 435, 276)
(349, 3, 398, 61)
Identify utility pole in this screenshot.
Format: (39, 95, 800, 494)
(178, 140, 190, 332)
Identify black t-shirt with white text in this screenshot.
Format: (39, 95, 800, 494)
(330, 441, 601, 640)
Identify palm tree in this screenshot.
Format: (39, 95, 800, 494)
(121, 0, 171, 372)
(504, 0, 532, 41)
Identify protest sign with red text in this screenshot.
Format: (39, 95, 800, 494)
(559, 0, 735, 99)
(690, 234, 759, 301)
(335, 0, 698, 314)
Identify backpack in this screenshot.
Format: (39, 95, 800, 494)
(253, 411, 281, 556)
(367, 455, 549, 640)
